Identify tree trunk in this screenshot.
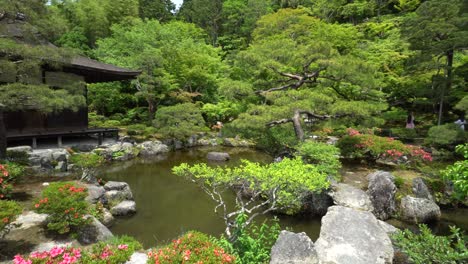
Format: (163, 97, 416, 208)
(0, 104, 6, 160)
(438, 50, 454, 125)
(292, 110, 305, 141)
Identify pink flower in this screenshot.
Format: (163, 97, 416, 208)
(13, 255, 32, 264)
(49, 246, 65, 258)
(118, 244, 128, 250)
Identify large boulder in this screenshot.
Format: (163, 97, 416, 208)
(9, 211, 48, 230)
(137, 141, 169, 156)
(270, 231, 318, 264)
(85, 184, 106, 204)
(78, 216, 114, 245)
(207, 152, 230, 161)
(399, 196, 441, 224)
(301, 191, 333, 216)
(28, 149, 70, 170)
(315, 206, 394, 264)
(110, 200, 137, 216)
(6, 146, 32, 153)
(412, 178, 434, 201)
(103, 181, 134, 206)
(367, 171, 397, 220)
(330, 183, 374, 211)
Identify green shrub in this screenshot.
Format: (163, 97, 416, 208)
(201, 101, 244, 124)
(295, 141, 341, 177)
(70, 153, 104, 169)
(153, 103, 209, 139)
(81, 236, 142, 263)
(35, 182, 90, 234)
(216, 214, 281, 264)
(393, 224, 467, 264)
(147, 231, 236, 264)
(441, 144, 468, 201)
(394, 176, 405, 189)
(391, 128, 418, 140)
(425, 124, 466, 147)
(103, 120, 122, 127)
(5, 150, 29, 165)
(0, 200, 22, 231)
(173, 157, 330, 214)
(0, 162, 24, 199)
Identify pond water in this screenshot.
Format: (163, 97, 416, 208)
(101, 146, 468, 248)
(101, 147, 321, 248)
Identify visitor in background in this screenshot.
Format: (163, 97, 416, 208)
(454, 116, 466, 131)
(406, 112, 415, 129)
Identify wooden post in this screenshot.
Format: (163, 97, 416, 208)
(98, 133, 103, 146)
(0, 104, 6, 160)
(32, 137, 37, 149)
(57, 136, 63, 148)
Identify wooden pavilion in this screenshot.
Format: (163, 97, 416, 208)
(0, 13, 140, 148)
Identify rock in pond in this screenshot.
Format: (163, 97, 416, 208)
(110, 200, 137, 216)
(315, 206, 394, 264)
(301, 191, 333, 216)
(137, 140, 169, 156)
(85, 184, 106, 204)
(399, 196, 441, 224)
(270, 230, 318, 264)
(207, 152, 230, 161)
(367, 171, 397, 220)
(78, 216, 113, 245)
(101, 208, 115, 227)
(330, 183, 374, 211)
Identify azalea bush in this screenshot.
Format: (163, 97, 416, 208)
(0, 199, 22, 231)
(13, 236, 141, 264)
(35, 182, 90, 234)
(147, 231, 235, 264)
(0, 162, 24, 199)
(441, 144, 468, 201)
(337, 128, 432, 164)
(81, 236, 142, 263)
(295, 141, 341, 177)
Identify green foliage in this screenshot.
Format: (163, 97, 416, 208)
(35, 182, 90, 234)
(88, 82, 137, 116)
(6, 150, 30, 165)
(295, 141, 341, 177)
(441, 144, 468, 201)
(147, 231, 236, 263)
(216, 214, 281, 264)
(70, 153, 104, 169)
(0, 162, 24, 199)
(201, 101, 244, 124)
(425, 124, 466, 147)
(81, 235, 142, 263)
(393, 224, 468, 264)
(173, 157, 330, 214)
(153, 103, 208, 139)
(0, 200, 21, 231)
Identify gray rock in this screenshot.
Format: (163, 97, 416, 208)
(270, 231, 318, 264)
(33, 241, 75, 252)
(55, 161, 67, 172)
(7, 145, 32, 153)
(104, 181, 129, 191)
(197, 138, 218, 146)
(330, 183, 374, 211)
(101, 208, 114, 227)
(174, 140, 184, 150)
(326, 136, 339, 145)
(367, 171, 397, 220)
(207, 152, 230, 161)
(85, 185, 106, 204)
(125, 252, 148, 264)
(51, 149, 69, 162)
(11, 211, 48, 230)
(412, 178, 433, 201)
(78, 216, 113, 245)
(105, 189, 133, 205)
(301, 191, 333, 216)
(378, 220, 398, 235)
(315, 206, 394, 264)
(223, 138, 254, 147)
(399, 196, 441, 224)
(137, 140, 169, 156)
(110, 200, 136, 216)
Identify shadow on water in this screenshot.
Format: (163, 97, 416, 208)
(101, 146, 321, 248)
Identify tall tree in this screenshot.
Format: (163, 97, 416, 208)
(402, 0, 468, 124)
(139, 0, 175, 22)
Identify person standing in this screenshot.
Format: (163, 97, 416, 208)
(454, 116, 466, 131)
(406, 112, 415, 129)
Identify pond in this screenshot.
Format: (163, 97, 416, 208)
(101, 146, 321, 247)
(101, 146, 468, 248)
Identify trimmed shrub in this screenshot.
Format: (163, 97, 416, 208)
(0, 200, 22, 231)
(425, 124, 466, 147)
(441, 144, 468, 201)
(147, 231, 235, 264)
(81, 236, 142, 263)
(35, 182, 90, 234)
(295, 141, 341, 177)
(0, 163, 24, 199)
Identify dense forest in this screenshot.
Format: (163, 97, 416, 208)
(0, 0, 467, 153)
(0, 1, 467, 263)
